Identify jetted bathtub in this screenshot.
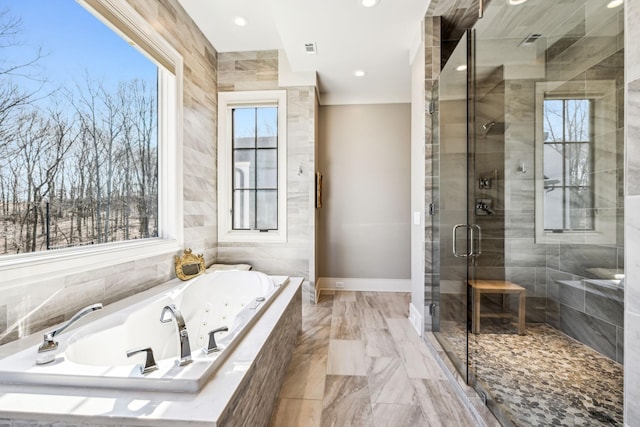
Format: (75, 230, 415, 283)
(0, 270, 289, 393)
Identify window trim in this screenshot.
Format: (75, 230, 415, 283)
(534, 80, 616, 244)
(0, 0, 184, 287)
(218, 90, 288, 243)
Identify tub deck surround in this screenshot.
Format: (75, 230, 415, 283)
(0, 270, 284, 393)
(0, 271, 303, 427)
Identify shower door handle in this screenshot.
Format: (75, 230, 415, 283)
(452, 224, 471, 258)
(470, 224, 482, 257)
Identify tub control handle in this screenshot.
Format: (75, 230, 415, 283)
(204, 326, 229, 354)
(126, 347, 158, 374)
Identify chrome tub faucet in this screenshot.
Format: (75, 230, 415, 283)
(204, 326, 229, 354)
(160, 304, 193, 366)
(36, 303, 103, 365)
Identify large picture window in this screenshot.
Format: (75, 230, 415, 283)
(0, 1, 162, 255)
(218, 91, 287, 243)
(0, 0, 183, 282)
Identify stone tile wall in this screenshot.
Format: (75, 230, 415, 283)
(217, 287, 302, 427)
(474, 66, 506, 283)
(625, 0, 640, 422)
(216, 51, 317, 304)
(424, 16, 441, 332)
(0, 0, 218, 345)
(503, 79, 547, 325)
(426, 0, 493, 67)
(503, 13, 625, 362)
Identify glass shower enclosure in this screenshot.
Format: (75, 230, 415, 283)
(431, 1, 625, 425)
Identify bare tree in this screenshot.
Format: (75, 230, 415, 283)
(120, 79, 157, 238)
(11, 108, 74, 252)
(0, 8, 46, 157)
(543, 98, 593, 229)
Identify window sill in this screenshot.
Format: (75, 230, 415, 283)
(535, 230, 615, 245)
(218, 230, 287, 244)
(0, 239, 181, 288)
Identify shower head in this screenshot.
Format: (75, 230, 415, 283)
(482, 121, 496, 131)
(481, 121, 505, 136)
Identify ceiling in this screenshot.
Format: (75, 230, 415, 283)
(437, 0, 625, 101)
(176, 0, 430, 105)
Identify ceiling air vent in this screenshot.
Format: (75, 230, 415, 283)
(519, 33, 542, 46)
(304, 43, 317, 54)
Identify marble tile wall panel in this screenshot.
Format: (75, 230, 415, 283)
(629, 80, 640, 196)
(558, 244, 619, 279)
(0, 0, 219, 345)
(547, 277, 585, 312)
(617, 325, 624, 365)
(217, 287, 301, 427)
(217, 52, 316, 303)
(0, 306, 6, 341)
(626, 0, 640, 411)
(503, 41, 624, 361)
(217, 50, 279, 92)
(424, 16, 441, 332)
(558, 304, 617, 361)
(585, 281, 624, 327)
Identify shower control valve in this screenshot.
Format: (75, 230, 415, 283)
(479, 177, 492, 189)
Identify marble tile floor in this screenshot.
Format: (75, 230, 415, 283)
(439, 321, 624, 427)
(269, 291, 479, 427)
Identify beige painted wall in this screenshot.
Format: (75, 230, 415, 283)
(318, 103, 411, 280)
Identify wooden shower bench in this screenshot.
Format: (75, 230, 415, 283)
(468, 280, 526, 335)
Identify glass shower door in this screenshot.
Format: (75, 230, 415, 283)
(433, 1, 625, 424)
(433, 32, 476, 381)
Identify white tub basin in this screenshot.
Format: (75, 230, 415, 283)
(0, 270, 288, 393)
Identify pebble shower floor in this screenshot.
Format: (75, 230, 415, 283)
(442, 322, 623, 426)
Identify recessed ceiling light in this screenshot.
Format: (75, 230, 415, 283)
(361, 0, 380, 7)
(607, 0, 623, 8)
(354, 70, 366, 77)
(507, 0, 528, 5)
(233, 16, 247, 27)
(456, 65, 467, 71)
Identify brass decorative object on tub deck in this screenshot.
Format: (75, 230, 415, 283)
(175, 249, 206, 280)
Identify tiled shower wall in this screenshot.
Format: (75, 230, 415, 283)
(424, 16, 441, 332)
(216, 51, 317, 304)
(426, 0, 625, 364)
(503, 9, 625, 362)
(474, 67, 506, 283)
(0, 0, 219, 345)
(625, 0, 640, 422)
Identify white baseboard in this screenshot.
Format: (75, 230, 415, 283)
(315, 277, 412, 304)
(317, 277, 411, 295)
(409, 303, 423, 337)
